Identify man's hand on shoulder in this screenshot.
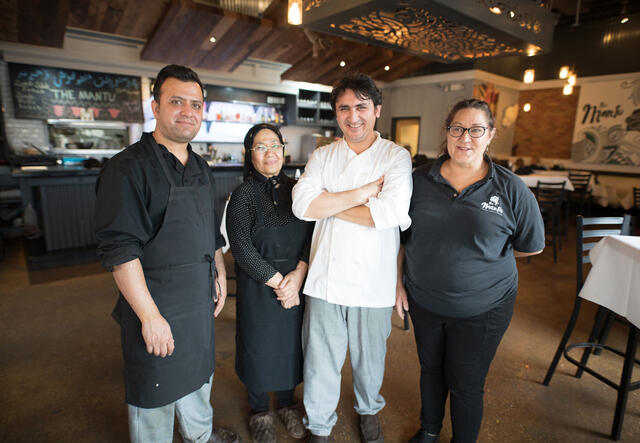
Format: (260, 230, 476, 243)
(141, 313, 174, 357)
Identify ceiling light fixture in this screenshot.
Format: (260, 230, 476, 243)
(559, 66, 569, 79)
(563, 84, 573, 95)
(620, 0, 629, 24)
(523, 69, 535, 84)
(509, 11, 515, 19)
(384, 65, 390, 71)
(489, 7, 502, 14)
(339, 60, 346, 67)
(287, 0, 302, 25)
(209, 36, 216, 43)
(568, 74, 577, 86)
(523, 103, 531, 112)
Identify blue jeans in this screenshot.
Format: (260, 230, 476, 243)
(302, 297, 393, 436)
(127, 375, 213, 443)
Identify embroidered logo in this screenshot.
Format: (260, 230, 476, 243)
(481, 195, 504, 215)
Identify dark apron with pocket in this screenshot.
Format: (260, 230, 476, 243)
(234, 178, 309, 392)
(114, 142, 217, 408)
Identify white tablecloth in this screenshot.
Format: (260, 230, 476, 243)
(579, 235, 640, 328)
(516, 174, 575, 191)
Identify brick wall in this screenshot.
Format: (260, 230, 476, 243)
(0, 60, 49, 153)
(513, 86, 580, 158)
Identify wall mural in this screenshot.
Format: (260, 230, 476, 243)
(571, 77, 640, 166)
(473, 82, 500, 118)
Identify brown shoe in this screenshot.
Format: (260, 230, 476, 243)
(248, 411, 276, 443)
(359, 414, 383, 443)
(208, 427, 240, 443)
(277, 405, 309, 439)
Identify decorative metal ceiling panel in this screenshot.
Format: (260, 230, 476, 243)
(301, 0, 557, 63)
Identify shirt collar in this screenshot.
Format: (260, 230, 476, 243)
(144, 132, 196, 176)
(252, 169, 286, 183)
(427, 154, 495, 183)
(341, 131, 381, 155)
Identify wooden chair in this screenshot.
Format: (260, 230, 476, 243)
(543, 215, 638, 440)
(568, 170, 592, 215)
(535, 181, 567, 263)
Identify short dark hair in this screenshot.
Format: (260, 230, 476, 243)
(242, 123, 285, 179)
(153, 64, 204, 101)
(439, 98, 495, 156)
(330, 72, 382, 111)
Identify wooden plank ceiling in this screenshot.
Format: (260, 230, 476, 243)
(0, 0, 432, 84)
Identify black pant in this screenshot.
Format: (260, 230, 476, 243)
(247, 388, 295, 414)
(408, 293, 515, 443)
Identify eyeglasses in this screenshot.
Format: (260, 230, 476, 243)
(251, 143, 285, 153)
(447, 125, 488, 138)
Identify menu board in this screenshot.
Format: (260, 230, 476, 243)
(8, 63, 143, 122)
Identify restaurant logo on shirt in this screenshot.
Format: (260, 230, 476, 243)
(481, 195, 504, 215)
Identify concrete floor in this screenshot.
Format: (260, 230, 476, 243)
(0, 229, 638, 442)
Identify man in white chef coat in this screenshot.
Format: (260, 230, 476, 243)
(292, 72, 412, 442)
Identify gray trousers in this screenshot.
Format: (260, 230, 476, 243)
(127, 375, 213, 443)
(302, 296, 393, 436)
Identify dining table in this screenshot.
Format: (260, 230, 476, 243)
(577, 234, 640, 440)
(579, 235, 640, 328)
(515, 171, 575, 191)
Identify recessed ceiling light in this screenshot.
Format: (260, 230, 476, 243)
(563, 84, 573, 95)
(490, 7, 502, 14)
(209, 36, 216, 43)
(523, 103, 531, 112)
(384, 65, 390, 71)
(523, 69, 535, 84)
(621, 17, 629, 24)
(559, 66, 569, 79)
(509, 11, 515, 19)
(339, 61, 346, 67)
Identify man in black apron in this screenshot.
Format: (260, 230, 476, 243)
(95, 65, 238, 443)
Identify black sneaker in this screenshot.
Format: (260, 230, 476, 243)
(409, 429, 439, 443)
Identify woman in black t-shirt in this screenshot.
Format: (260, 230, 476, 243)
(226, 124, 313, 443)
(396, 99, 545, 443)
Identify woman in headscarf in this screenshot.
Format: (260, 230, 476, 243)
(227, 124, 313, 443)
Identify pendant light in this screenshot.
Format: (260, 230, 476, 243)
(288, 0, 302, 25)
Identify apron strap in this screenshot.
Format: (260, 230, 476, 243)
(150, 136, 178, 188)
(205, 254, 218, 302)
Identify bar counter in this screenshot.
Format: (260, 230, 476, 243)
(13, 162, 307, 269)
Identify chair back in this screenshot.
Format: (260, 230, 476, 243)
(569, 171, 592, 192)
(576, 215, 633, 295)
(634, 187, 640, 209)
(536, 181, 566, 211)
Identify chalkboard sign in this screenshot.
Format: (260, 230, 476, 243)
(8, 63, 143, 122)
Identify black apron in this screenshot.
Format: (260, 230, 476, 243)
(234, 178, 309, 392)
(114, 141, 216, 408)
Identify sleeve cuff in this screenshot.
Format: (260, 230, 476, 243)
(99, 246, 143, 272)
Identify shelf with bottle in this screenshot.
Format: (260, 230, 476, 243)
(204, 101, 286, 125)
(297, 89, 319, 109)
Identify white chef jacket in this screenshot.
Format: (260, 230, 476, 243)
(292, 133, 412, 307)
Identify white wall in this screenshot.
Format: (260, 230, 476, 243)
(380, 70, 521, 159)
